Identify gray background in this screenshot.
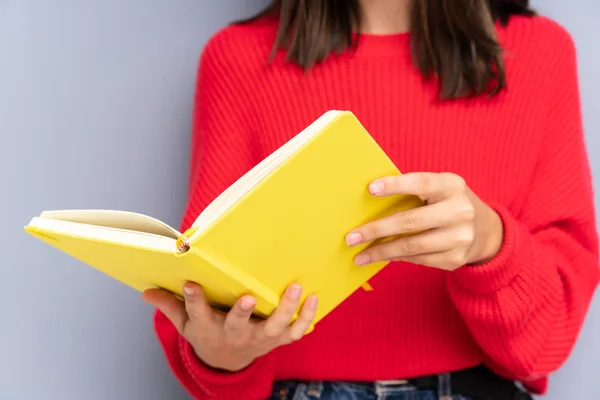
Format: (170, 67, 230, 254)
(0, 1, 597, 399)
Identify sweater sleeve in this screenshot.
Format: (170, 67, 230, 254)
(446, 28, 600, 389)
(152, 30, 278, 400)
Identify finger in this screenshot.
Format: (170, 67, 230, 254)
(142, 288, 188, 334)
(223, 295, 256, 337)
(354, 227, 468, 266)
(368, 172, 466, 203)
(182, 282, 213, 322)
(346, 200, 460, 246)
(263, 284, 302, 338)
(286, 295, 318, 342)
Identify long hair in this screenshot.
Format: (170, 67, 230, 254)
(237, 0, 535, 99)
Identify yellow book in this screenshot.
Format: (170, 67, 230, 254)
(24, 110, 423, 330)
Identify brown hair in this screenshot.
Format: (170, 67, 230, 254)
(238, 0, 535, 99)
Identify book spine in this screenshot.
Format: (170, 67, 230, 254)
(176, 238, 280, 319)
(176, 226, 199, 253)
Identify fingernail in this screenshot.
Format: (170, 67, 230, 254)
(369, 181, 385, 195)
(183, 286, 195, 296)
(288, 284, 302, 301)
(307, 295, 318, 311)
(240, 297, 255, 311)
(354, 254, 371, 266)
(346, 231, 362, 246)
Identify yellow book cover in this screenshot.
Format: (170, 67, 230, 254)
(24, 110, 423, 330)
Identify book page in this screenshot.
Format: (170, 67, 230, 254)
(39, 210, 180, 239)
(27, 217, 177, 252)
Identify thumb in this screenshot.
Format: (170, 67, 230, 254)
(142, 288, 188, 334)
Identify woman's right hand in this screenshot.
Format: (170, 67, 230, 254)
(142, 282, 318, 372)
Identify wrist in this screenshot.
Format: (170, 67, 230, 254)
(468, 205, 504, 265)
(192, 343, 256, 373)
(194, 351, 251, 373)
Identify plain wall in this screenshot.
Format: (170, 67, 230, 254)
(0, 1, 597, 399)
(532, 1, 600, 398)
(0, 1, 267, 399)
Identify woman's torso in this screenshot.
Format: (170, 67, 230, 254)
(205, 15, 558, 382)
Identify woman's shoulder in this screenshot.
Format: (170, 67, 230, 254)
(499, 14, 576, 59)
(497, 14, 579, 95)
(198, 16, 278, 75)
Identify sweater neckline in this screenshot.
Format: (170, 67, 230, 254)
(349, 31, 412, 58)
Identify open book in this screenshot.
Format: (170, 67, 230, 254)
(24, 110, 423, 330)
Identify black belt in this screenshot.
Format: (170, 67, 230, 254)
(408, 364, 533, 400)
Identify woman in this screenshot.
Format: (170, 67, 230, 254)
(142, 1, 600, 399)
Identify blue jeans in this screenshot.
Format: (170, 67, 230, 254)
(269, 374, 474, 400)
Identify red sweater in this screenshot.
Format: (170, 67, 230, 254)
(153, 14, 599, 400)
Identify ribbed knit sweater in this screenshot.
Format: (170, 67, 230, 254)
(153, 14, 600, 400)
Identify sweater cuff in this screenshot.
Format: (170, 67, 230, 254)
(450, 204, 535, 294)
(179, 336, 276, 399)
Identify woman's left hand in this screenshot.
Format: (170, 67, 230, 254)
(346, 172, 504, 271)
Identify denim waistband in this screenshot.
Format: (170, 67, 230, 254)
(270, 373, 463, 400)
